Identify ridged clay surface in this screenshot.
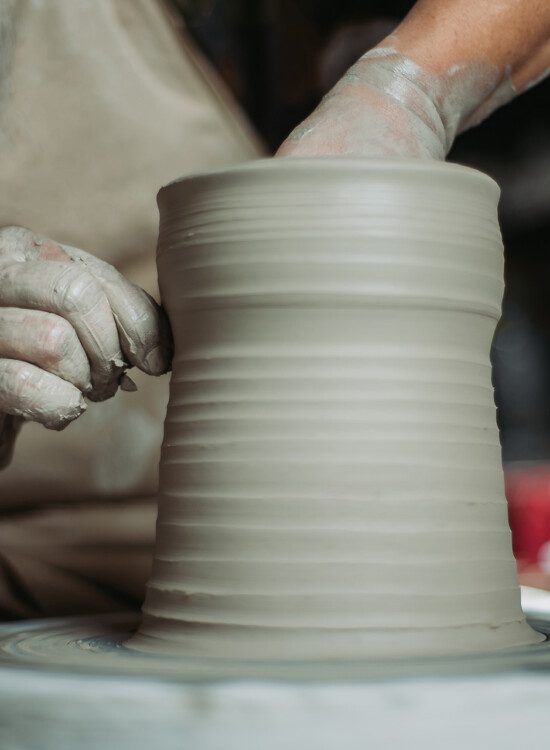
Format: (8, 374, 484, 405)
(129, 158, 544, 659)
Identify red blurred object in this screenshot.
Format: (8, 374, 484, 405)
(506, 464, 550, 590)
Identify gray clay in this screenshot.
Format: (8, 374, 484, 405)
(129, 158, 543, 659)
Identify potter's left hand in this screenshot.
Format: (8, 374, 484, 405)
(0, 226, 172, 467)
(277, 0, 550, 160)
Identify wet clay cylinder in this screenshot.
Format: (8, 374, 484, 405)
(129, 158, 543, 659)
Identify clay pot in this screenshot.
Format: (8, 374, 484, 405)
(130, 158, 542, 659)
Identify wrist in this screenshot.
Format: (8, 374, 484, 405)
(347, 48, 451, 158)
(362, 42, 514, 152)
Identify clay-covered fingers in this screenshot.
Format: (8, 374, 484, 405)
(0, 260, 125, 401)
(0, 225, 71, 264)
(0, 225, 172, 409)
(0, 308, 91, 392)
(61, 246, 172, 375)
(0, 359, 86, 430)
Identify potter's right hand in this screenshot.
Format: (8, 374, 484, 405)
(277, 0, 550, 160)
(0, 226, 172, 468)
(277, 49, 451, 160)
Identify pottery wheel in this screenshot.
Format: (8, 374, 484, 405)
(0, 590, 549, 749)
(3, 160, 547, 749)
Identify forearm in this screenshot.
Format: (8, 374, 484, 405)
(373, 0, 550, 135)
(393, 0, 550, 92)
(279, 0, 550, 160)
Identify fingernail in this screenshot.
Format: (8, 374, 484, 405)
(144, 346, 168, 375)
(48, 397, 86, 431)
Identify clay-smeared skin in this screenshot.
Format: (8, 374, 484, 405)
(128, 159, 544, 659)
(278, 49, 518, 160)
(0, 226, 172, 435)
(278, 0, 550, 160)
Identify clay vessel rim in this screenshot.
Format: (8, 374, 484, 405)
(158, 157, 499, 201)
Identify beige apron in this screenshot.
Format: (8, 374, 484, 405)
(0, 0, 262, 617)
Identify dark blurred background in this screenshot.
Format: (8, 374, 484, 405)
(177, 0, 550, 574)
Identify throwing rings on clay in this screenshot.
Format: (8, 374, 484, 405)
(1, 159, 548, 749)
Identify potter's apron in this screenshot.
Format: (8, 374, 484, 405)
(0, 0, 262, 618)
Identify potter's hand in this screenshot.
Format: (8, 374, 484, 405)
(0, 226, 172, 465)
(278, 0, 550, 160)
(277, 50, 451, 160)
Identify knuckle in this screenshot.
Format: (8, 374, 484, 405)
(0, 227, 70, 263)
(40, 316, 75, 362)
(10, 362, 36, 397)
(0, 225, 28, 240)
(55, 266, 100, 314)
(0, 226, 32, 261)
